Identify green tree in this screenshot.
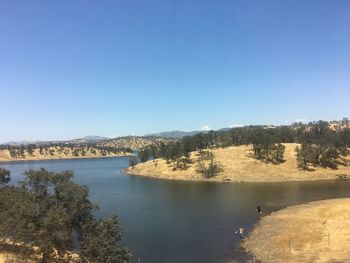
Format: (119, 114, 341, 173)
(320, 147, 340, 169)
(128, 156, 138, 169)
(173, 155, 192, 170)
(0, 167, 10, 186)
(196, 159, 223, 178)
(19, 145, 25, 158)
(138, 150, 150, 163)
(252, 143, 285, 164)
(196, 153, 223, 178)
(271, 143, 285, 164)
(0, 169, 130, 263)
(198, 149, 214, 161)
(81, 216, 130, 263)
(27, 144, 35, 156)
(296, 144, 340, 170)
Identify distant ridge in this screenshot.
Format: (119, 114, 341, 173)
(4, 136, 111, 146)
(80, 136, 110, 141)
(4, 140, 62, 146)
(144, 130, 202, 139)
(2, 119, 349, 146)
(70, 136, 111, 144)
(145, 128, 243, 138)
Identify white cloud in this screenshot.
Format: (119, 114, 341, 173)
(228, 123, 243, 128)
(200, 125, 211, 131)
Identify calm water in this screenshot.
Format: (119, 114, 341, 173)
(1, 157, 350, 263)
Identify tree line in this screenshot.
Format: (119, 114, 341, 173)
(0, 168, 130, 263)
(135, 119, 350, 174)
(0, 143, 133, 159)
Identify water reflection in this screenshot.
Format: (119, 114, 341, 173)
(2, 158, 350, 263)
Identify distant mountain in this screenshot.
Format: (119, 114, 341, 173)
(81, 136, 110, 141)
(144, 130, 203, 139)
(4, 119, 348, 147)
(217, 127, 232, 132)
(144, 128, 241, 138)
(3, 136, 110, 146)
(4, 140, 62, 146)
(69, 136, 111, 144)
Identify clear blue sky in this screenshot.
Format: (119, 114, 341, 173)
(1, 0, 349, 142)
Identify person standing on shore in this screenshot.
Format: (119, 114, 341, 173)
(234, 227, 245, 243)
(256, 206, 262, 217)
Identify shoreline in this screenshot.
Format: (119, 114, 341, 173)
(124, 144, 350, 183)
(244, 198, 350, 263)
(123, 169, 349, 183)
(0, 153, 132, 163)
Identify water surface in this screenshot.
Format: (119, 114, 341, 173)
(2, 157, 350, 263)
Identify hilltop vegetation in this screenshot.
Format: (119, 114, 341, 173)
(0, 143, 132, 162)
(126, 144, 350, 182)
(0, 136, 171, 162)
(128, 119, 350, 181)
(97, 136, 170, 150)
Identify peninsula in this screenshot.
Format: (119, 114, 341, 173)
(125, 120, 350, 182)
(0, 136, 168, 162)
(244, 198, 350, 263)
(125, 143, 350, 182)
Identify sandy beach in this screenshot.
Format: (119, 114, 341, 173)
(125, 143, 350, 182)
(244, 198, 350, 263)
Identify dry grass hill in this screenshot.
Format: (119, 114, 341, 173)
(125, 143, 350, 182)
(0, 146, 130, 162)
(244, 198, 350, 263)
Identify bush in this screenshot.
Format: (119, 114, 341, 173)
(196, 159, 224, 178)
(0, 168, 10, 186)
(197, 149, 214, 161)
(320, 147, 340, 169)
(173, 156, 192, 170)
(252, 143, 285, 164)
(128, 156, 138, 169)
(138, 150, 150, 163)
(296, 144, 341, 170)
(196, 152, 223, 178)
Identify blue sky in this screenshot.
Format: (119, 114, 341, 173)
(0, 0, 349, 142)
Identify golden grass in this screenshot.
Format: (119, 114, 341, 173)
(125, 143, 350, 182)
(244, 198, 350, 263)
(0, 239, 79, 263)
(0, 147, 131, 162)
(0, 253, 17, 263)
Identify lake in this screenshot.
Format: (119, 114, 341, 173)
(1, 157, 350, 263)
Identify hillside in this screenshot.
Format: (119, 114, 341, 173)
(125, 143, 350, 182)
(244, 198, 350, 263)
(0, 136, 171, 162)
(97, 136, 171, 150)
(0, 146, 130, 162)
